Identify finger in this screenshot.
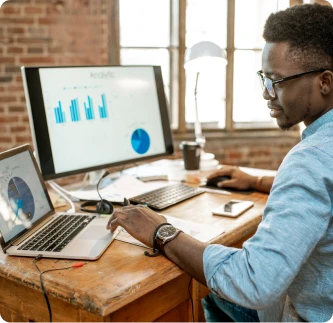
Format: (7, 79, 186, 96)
(207, 169, 231, 180)
(106, 210, 127, 229)
(110, 220, 119, 233)
(218, 179, 238, 188)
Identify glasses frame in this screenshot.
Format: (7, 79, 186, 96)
(257, 68, 328, 98)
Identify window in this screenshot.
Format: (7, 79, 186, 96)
(114, 0, 290, 133)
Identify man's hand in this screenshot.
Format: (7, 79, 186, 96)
(207, 166, 257, 191)
(106, 205, 166, 247)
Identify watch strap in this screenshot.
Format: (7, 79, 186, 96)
(155, 225, 182, 256)
(144, 223, 171, 257)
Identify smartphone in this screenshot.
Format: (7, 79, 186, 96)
(212, 200, 254, 217)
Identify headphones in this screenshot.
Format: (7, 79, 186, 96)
(80, 199, 113, 214)
(80, 171, 114, 215)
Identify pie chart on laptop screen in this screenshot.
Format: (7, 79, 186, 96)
(7, 177, 35, 221)
(131, 128, 150, 154)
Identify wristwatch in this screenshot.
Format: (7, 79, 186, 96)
(155, 224, 182, 255)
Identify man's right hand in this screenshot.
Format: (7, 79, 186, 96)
(207, 166, 258, 191)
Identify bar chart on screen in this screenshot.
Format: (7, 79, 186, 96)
(53, 93, 109, 124)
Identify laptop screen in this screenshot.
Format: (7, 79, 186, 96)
(0, 146, 53, 245)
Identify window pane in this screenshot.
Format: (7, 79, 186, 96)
(233, 50, 275, 124)
(186, 0, 227, 48)
(120, 49, 170, 103)
(235, 0, 289, 49)
(185, 67, 226, 127)
(119, 0, 170, 47)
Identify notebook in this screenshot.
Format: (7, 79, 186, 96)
(0, 144, 118, 260)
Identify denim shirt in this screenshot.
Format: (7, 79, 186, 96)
(203, 110, 333, 322)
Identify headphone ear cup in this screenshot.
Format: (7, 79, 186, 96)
(96, 199, 113, 214)
(80, 200, 99, 213)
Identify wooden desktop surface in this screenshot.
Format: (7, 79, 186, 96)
(0, 180, 269, 322)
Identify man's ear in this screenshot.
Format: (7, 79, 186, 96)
(320, 70, 333, 95)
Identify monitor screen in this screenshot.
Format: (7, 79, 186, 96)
(21, 65, 174, 180)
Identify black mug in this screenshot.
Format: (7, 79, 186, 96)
(179, 141, 201, 170)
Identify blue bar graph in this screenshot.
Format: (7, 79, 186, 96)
(84, 96, 95, 120)
(70, 98, 81, 122)
(54, 101, 66, 124)
(98, 94, 108, 119)
(53, 93, 108, 125)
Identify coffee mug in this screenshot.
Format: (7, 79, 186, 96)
(179, 141, 201, 170)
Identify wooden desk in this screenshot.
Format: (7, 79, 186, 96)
(0, 188, 268, 322)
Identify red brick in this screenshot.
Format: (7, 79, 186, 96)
(24, 7, 43, 15)
(7, 27, 25, 34)
(16, 135, 32, 143)
(19, 57, 55, 64)
(10, 125, 26, 132)
(16, 37, 51, 44)
(0, 116, 19, 123)
(0, 96, 17, 103)
(1, 18, 34, 24)
(7, 47, 24, 54)
(0, 136, 13, 143)
(7, 86, 23, 93)
(27, 47, 43, 54)
(9, 106, 25, 113)
(38, 17, 60, 25)
(2, 6, 21, 15)
(0, 57, 15, 64)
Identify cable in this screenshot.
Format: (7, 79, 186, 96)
(48, 180, 76, 214)
(33, 255, 85, 322)
(96, 171, 110, 200)
(188, 278, 195, 322)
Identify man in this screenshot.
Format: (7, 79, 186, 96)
(107, 4, 333, 322)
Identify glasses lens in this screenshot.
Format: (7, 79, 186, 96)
(264, 78, 275, 98)
(257, 73, 265, 90)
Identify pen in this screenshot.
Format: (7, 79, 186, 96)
(201, 187, 232, 195)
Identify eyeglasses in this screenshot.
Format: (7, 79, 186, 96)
(257, 68, 327, 98)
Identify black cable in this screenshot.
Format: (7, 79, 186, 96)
(188, 278, 195, 322)
(33, 255, 78, 322)
(96, 170, 110, 200)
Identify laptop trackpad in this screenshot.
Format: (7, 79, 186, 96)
(78, 225, 112, 240)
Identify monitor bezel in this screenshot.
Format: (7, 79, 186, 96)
(22, 65, 174, 180)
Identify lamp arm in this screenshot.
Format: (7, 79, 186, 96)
(194, 72, 204, 145)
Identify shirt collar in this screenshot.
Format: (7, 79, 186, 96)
(302, 109, 333, 140)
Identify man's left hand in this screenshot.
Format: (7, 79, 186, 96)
(106, 205, 166, 247)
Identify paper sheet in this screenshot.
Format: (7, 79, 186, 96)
(60, 175, 167, 202)
(115, 214, 225, 248)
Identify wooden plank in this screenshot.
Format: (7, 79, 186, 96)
(109, 272, 191, 322)
(0, 276, 105, 322)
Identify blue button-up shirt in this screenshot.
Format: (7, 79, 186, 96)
(204, 110, 333, 322)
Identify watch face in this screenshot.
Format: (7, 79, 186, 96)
(158, 225, 177, 239)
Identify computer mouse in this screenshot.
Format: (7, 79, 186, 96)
(206, 176, 231, 188)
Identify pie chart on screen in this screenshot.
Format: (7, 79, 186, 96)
(131, 128, 150, 154)
(7, 177, 35, 221)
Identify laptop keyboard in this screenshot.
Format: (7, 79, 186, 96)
(18, 214, 95, 252)
(129, 183, 204, 210)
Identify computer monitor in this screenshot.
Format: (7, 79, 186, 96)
(21, 65, 174, 181)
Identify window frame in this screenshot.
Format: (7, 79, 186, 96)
(108, 0, 299, 136)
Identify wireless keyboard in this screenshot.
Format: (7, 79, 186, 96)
(129, 183, 204, 210)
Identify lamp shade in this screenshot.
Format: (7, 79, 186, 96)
(184, 41, 227, 72)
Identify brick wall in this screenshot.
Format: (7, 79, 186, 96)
(0, 0, 108, 152)
(0, 0, 300, 176)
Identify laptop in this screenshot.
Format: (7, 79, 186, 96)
(0, 144, 118, 260)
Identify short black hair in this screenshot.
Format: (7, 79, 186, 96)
(263, 4, 333, 70)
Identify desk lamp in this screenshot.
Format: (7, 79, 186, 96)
(184, 41, 227, 169)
